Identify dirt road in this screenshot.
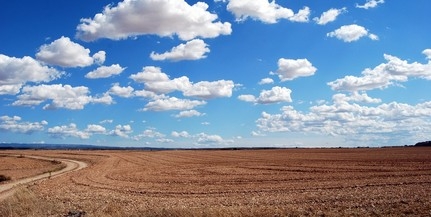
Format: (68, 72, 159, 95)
(0, 155, 87, 201)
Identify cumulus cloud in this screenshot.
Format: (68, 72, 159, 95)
(238, 94, 256, 103)
(423, 49, 431, 60)
(238, 86, 292, 104)
(86, 124, 107, 134)
(183, 80, 235, 99)
(313, 8, 347, 25)
(12, 84, 111, 110)
(76, 0, 231, 41)
(48, 123, 90, 139)
(130, 66, 170, 83)
(174, 110, 205, 118)
(257, 86, 292, 104)
(327, 24, 378, 42)
(0, 115, 47, 134)
(144, 97, 206, 111)
(272, 58, 317, 81)
(356, 0, 384, 9)
(150, 39, 210, 61)
(91, 93, 114, 105)
(258, 78, 274, 85)
(328, 50, 431, 92)
(0, 54, 62, 95)
(133, 129, 165, 141)
(171, 130, 190, 138)
(256, 93, 431, 145)
(110, 124, 133, 138)
(108, 83, 134, 98)
(130, 66, 235, 99)
(85, 64, 125, 79)
(196, 132, 233, 145)
(227, 0, 310, 23)
(36, 36, 105, 67)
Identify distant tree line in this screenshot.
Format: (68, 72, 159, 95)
(415, 141, 431, 147)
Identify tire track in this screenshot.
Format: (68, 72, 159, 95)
(0, 155, 87, 201)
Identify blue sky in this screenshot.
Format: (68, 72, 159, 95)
(1, 0, 430, 148)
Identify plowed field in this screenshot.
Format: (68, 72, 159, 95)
(1, 147, 430, 216)
(0, 154, 64, 181)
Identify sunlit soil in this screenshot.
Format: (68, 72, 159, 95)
(0, 154, 64, 181)
(1, 147, 431, 216)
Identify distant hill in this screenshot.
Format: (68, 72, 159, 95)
(415, 141, 431, 147)
(0, 143, 167, 150)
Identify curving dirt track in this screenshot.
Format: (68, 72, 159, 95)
(1, 148, 431, 216)
(0, 154, 87, 201)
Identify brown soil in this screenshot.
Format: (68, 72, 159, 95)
(1, 147, 431, 216)
(0, 154, 64, 181)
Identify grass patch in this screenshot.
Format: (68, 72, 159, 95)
(0, 187, 58, 217)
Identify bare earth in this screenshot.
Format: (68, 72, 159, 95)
(0, 154, 87, 201)
(0, 154, 64, 180)
(0, 147, 430, 216)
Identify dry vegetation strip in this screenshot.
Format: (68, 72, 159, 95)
(1, 147, 431, 216)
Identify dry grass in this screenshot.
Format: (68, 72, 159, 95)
(1, 148, 430, 216)
(0, 187, 58, 217)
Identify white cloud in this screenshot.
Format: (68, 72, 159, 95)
(171, 131, 190, 138)
(328, 50, 431, 92)
(85, 64, 125, 79)
(150, 39, 210, 61)
(134, 89, 163, 100)
(423, 49, 431, 60)
(12, 84, 111, 110)
(289, 7, 310, 23)
(92, 51, 106, 65)
(130, 66, 170, 83)
(332, 92, 382, 104)
(327, 24, 378, 42)
(133, 129, 165, 141)
(156, 138, 174, 143)
(0, 115, 47, 134)
(174, 110, 205, 118)
(238, 86, 292, 104)
(273, 58, 317, 81)
(100, 119, 113, 124)
(257, 86, 292, 104)
(0, 54, 62, 95)
(86, 124, 107, 134)
(183, 80, 235, 99)
(256, 94, 431, 146)
(130, 66, 189, 94)
(108, 83, 134, 98)
(227, 0, 310, 23)
(238, 94, 256, 103)
(144, 97, 206, 111)
(91, 93, 114, 105)
(196, 132, 233, 145)
(48, 123, 90, 139)
(110, 124, 133, 138)
(130, 66, 235, 99)
(36, 36, 105, 67)
(258, 77, 274, 85)
(356, 0, 384, 9)
(76, 0, 231, 41)
(313, 8, 347, 25)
